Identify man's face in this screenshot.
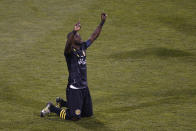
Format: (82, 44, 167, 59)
(74, 33, 82, 46)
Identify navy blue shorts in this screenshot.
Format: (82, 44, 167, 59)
(65, 86, 93, 120)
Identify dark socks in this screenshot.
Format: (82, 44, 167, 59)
(49, 104, 61, 115)
(49, 104, 67, 120)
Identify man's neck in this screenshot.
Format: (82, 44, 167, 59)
(72, 44, 80, 50)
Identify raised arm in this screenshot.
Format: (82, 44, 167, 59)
(64, 22, 81, 54)
(88, 13, 107, 44)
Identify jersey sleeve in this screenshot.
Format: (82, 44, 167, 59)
(84, 39, 92, 49)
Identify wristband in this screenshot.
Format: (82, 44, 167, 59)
(100, 21, 105, 26)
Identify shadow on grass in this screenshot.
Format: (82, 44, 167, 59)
(111, 47, 194, 59)
(44, 114, 69, 122)
(46, 115, 113, 131)
(75, 116, 113, 131)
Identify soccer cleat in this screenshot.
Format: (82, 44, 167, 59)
(56, 97, 63, 108)
(40, 102, 53, 117)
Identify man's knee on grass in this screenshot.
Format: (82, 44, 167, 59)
(69, 109, 82, 121)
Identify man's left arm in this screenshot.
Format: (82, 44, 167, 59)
(85, 13, 107, 48)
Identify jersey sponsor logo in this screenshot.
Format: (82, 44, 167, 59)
(78, 58, 86, 65)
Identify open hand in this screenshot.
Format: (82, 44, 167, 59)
(74, 21, 81, 31)
(101, 13, 107, 22)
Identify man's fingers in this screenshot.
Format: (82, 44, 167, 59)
(101, 13, 107, 16)
(77, 21, 80, 26)
(75, 21, 81, 30)
(75, 21, 81, 26)
(101, 13, 107, 20)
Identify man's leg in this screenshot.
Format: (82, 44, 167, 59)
(40, 87, 83, 120)
(81, 87, 93, 117)
(66, 87, 83, 120)
(40, 102, 65, 118)
(40, 102, 79, 120)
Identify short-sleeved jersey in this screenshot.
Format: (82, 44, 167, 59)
(64, 40, 92, 89)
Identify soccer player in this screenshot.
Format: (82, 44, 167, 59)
(40, 13, 107, 120)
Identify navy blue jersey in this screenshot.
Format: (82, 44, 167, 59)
(64, 40, 92, 89)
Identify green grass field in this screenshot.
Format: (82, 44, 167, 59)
(0, 0, 196, 130)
